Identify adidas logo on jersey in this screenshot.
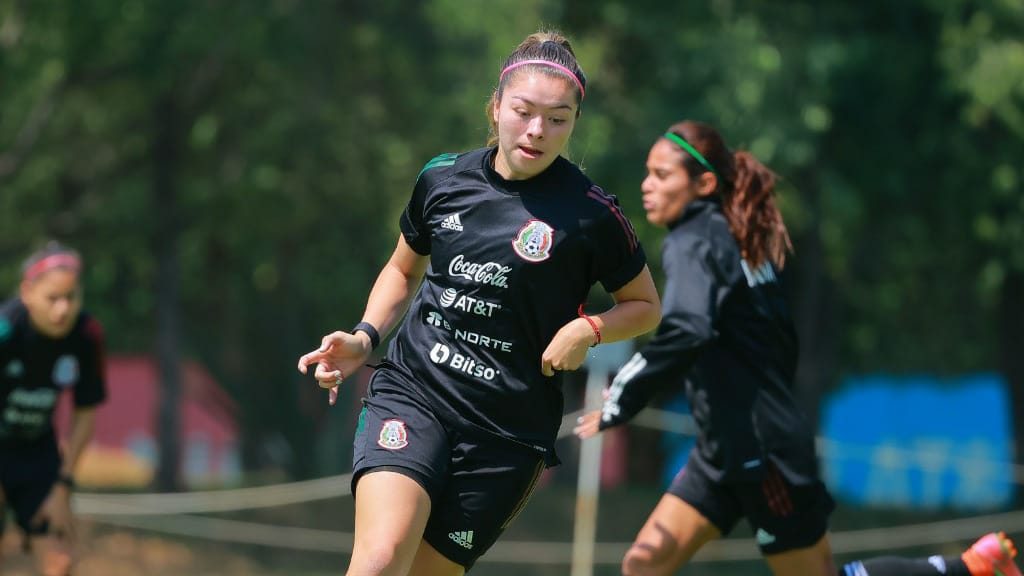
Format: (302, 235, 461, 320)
(448, 530, 474, 549)
(441, 213, 464, 232)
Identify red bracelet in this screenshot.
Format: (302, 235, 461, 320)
(578, 304, 601, 347)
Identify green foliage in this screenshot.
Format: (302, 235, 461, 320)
(2, 0, 1022, 477)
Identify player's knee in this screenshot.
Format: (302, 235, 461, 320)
(622, 543, 659, 576)
(351, 540, 405, 575)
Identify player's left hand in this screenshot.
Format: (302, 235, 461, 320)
(31, 483, 74, 543)
(541, 318, 595, 376)
(573, 410, 602, 439)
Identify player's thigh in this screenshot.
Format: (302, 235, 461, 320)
(763, 534, 836, 576)
(351, 470, 433, 573)
(625, 494, 722, 573)
(407, 539, 465, 576)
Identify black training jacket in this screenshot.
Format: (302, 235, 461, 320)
(599, 198, 818, 483)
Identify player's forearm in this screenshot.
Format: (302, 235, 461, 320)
(359, 255, 427, 339)
(61, 407, 96, 476)
(592, 298, 661, 344)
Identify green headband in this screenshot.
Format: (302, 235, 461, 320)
(663, 132, 718, 176)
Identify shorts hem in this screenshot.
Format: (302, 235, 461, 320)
(352, 460, 439, 503)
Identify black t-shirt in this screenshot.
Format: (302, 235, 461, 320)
(383, 147, 646, 459)
(599, 198, 818, 484)
(0, 299, 107, 454)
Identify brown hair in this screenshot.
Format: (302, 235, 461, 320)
(486, 30, 587, 146)
(665, 120, 793, 270)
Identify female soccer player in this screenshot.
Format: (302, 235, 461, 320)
(574, 120, 1020, 576)
(298, 31, 660, 575)
(0, 242, 106, 576)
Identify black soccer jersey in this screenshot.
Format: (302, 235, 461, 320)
(0, 299, 106, 452)
(384, 147, 646, 459)
(599, 198, 818, 484)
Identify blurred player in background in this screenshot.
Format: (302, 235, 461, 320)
(1, 242, 106, 576)
(575, 120, 1020, 576)
(298, 30, 660, 575)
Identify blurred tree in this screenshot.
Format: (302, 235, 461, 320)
(1, 0, 1021, 490)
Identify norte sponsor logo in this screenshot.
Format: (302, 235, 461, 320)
(439, 288, 502, 317)
(448, 255, 511, 289)
(455, 329, 512, 352)
(429, 343, 499, 381)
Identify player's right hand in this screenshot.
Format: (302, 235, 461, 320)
(297, 331, 372, 405)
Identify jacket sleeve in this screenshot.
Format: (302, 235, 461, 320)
(599, 234, 727, 430)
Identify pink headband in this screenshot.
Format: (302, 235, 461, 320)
(23, 253, 81, 282)
(499, 59, 585, 100)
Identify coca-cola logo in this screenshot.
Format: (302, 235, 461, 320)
(447, 255, 511, 289)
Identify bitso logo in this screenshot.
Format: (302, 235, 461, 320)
(377, 419, 409, 450)
(428, 343, 499, 381)
(430, 342, 451, 364)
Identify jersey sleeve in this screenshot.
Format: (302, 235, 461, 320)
(599, 236, 730, 429)
(74, 316, 107, 407)
(585, 186, 647, 293)
(400, 153, 458, 255)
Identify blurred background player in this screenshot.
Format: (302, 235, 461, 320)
(575, 120, 1021, 576)
(0, 242, 107, 576)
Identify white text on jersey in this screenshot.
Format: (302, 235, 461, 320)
(439, 288, 502, 317)
(448, 255, 511, 289)
(429, 343, 500, 381)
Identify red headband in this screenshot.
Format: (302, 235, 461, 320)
(23, 253, 81, 282)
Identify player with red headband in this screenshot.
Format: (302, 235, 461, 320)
(0, 242, 106, 576)
(298, 30, 660, 575)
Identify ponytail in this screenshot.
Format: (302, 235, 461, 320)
(664, 121, 793, 270)
(726, 151, 792, 270)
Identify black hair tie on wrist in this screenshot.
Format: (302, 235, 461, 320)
(352, 322, 381, 351)
(57, 473, 75, 489)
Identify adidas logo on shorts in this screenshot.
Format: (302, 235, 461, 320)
(441, 213, 464, 232)
(448, 530, 474, 549)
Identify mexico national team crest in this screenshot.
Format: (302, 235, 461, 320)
(378, 419, 409, 450)
(512, 219, 554, 263)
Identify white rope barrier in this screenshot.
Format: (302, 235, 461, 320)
(83, 507, 1024, 564)
(74, 406, 1024, 516)
(71, 404, 1024, 566)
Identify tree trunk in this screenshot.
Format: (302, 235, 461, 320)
(998, 268, 1024, 504)
(791, 176, 838, 432)
(154, 94, 183, 491)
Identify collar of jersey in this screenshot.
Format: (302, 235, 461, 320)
(668, 196, 721, 230)
(482, 146, 564, 196)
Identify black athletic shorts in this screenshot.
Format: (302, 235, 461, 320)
(668, 447, 835, 555)
(0, 446, 61, 536)
(351, 370, 545, 570)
